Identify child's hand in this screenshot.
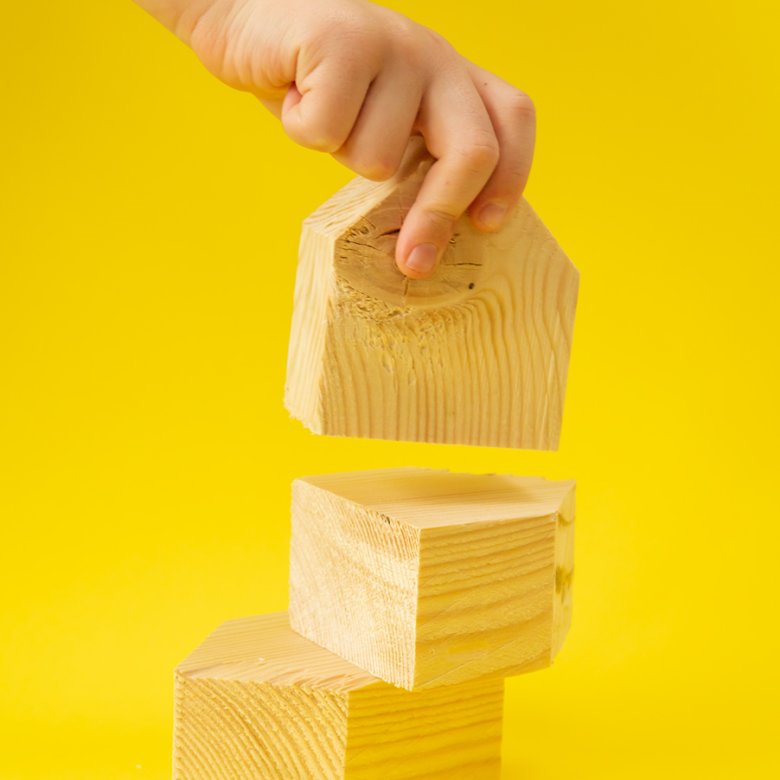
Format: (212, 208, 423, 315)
(138, 0, 535, 278)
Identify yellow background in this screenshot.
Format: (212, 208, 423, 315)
(1, 1, 778, 777)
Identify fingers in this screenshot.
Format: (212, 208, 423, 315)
(333, 66, 423, 181)
(281, 53, 378, 153)
(273, 41, 533, 282)
(395, 71, 499, 278)
(465, 63, 536, 232)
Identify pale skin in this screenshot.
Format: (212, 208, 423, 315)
(133, 0, 536, 278)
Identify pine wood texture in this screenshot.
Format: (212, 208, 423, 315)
(174, 612, 504, 779)
(289, 468, 576, 690)
(284, 140, 579, 450)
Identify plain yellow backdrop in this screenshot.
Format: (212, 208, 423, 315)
(1, 1, 778, 777)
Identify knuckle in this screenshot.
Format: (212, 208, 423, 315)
(497, 157, 532, 188)
(503, 173, 529, 194)
(387, 13, 419, 43)
(310, 136, 343, 153)
(346, 154, 399, 181)
(285, 119, 344, 153)
(421, 25, 456, 56)
(422, 204, 460, 227)
(394, 32, 426, 69)
(361, 159, 399, 181)
(338, 139, 404, 181)
(459, 135, 500, 171)
(507, 90, 536, 121)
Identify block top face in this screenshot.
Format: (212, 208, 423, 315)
(297, 468, 575, 529)
(177, 613, 376, 692)
(303, 139, 579, 314)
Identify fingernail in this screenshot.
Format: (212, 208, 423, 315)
(477, 201, 508, 231)
(405, 243, 438, 274)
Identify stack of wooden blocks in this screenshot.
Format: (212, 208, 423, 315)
(173, 143, 579, 779)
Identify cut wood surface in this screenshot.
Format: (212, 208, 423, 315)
(284, 140, 579, 450)
(289, 468, 575, 690)
(174, 612, 503, 779)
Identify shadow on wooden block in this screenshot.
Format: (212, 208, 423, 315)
(285, 142, 579, 449)
(289, 468, 575, 690)
(174, 613, 504, 779)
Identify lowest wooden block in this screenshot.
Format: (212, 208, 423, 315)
(289, 468, 575, 691)
(174, 612, 504, 780)
(284, 139, 579, 450)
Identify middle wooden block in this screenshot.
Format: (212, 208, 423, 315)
(289, 468, 576, 690)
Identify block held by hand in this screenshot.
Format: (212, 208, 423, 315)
(284, 142, 579, 449)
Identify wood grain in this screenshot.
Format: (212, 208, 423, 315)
(289, 468, 576, 690)
(284, 140, 579, 450)
(173, 612, 503, 779)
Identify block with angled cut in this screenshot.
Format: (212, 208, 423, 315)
(284, 139, 579, 450)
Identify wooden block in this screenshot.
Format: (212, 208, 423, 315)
(284, 140, 579, 450)
(174, 612, 504, 780)
(289, 468, 575, 690)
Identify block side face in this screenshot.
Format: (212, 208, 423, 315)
(414, 514, 558, 688)
(344, 678, 504, 779)
(314, 192, 577, 449)
(289, 480, 421, 689)
(173, 676, 348, 780)
(552, 485, 576, 658)
(284, 223, 334, 434)
(517, 201, 580, 451)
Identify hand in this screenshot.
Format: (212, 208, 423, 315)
(142, 0, 536, 278)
